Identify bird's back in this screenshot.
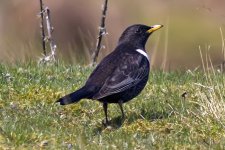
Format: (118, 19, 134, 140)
(85, 43, 150, 101)
(85, 43, 133, 87)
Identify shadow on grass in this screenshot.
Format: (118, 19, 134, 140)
(93, 116, 125, 134)
(93, 109, 170, 134)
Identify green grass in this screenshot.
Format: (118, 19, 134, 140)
(0, 62, 225, 149)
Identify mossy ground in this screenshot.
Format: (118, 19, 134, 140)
(0, 62, 225, 149)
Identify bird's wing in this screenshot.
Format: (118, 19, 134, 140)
(93, 52, 149, 99)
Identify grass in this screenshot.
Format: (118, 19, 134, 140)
(0, 61, 225, 149)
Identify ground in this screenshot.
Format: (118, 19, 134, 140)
(0, 62, 225, 149)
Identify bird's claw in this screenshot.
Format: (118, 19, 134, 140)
(102, 119, 110, 127)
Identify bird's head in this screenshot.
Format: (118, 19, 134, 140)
(118, 24, 163, 48)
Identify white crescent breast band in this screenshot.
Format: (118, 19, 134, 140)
(136, 49, 149, 61)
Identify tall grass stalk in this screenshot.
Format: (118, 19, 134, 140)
(197, 43, 225, 128)
(161, 17, 169, 71)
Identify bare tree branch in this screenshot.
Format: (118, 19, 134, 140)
(39, 0, 46, 56)
(45, 7, 56, 61)
(38, 2, 57, 64)
(91, 0, 108, 66)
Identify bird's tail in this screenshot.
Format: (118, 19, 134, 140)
(56, 87, 90, 105)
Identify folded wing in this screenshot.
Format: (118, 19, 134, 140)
(93, 53, 149, 99)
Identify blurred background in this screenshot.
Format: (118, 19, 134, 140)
(0, 0, 225, 70)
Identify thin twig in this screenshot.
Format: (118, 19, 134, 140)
(91, 0, 108, 66)
(38, 3, 57, 64)
(39, 0, 46, 56)
(161, 17, 169, 71)
(45, 7, 56, 61)
(220, 27, 225, 72)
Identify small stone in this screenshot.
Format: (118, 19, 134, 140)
(40, 140, 48, 147)
(10, 102, 18, 109)
(67, 143, 73, 149)
(106, 125, 113, 130)
(181, 92, 188, 98)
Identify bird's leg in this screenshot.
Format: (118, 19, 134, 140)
(103, 102, 109, 125)
(118, 100, 125, 120)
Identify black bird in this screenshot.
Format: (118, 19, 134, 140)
(56, 24, 163, 124)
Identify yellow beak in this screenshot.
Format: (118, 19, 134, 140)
(147, 25, 163, 33)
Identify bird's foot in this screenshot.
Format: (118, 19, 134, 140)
(102, 119, 110, 127)
(121, 115, 126, 122)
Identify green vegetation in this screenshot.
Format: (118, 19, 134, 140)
(0, 62, 225, 149)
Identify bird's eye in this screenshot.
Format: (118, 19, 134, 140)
(135, 28, 141, 33)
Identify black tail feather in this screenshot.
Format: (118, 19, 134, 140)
(56, 87, 89, 105)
